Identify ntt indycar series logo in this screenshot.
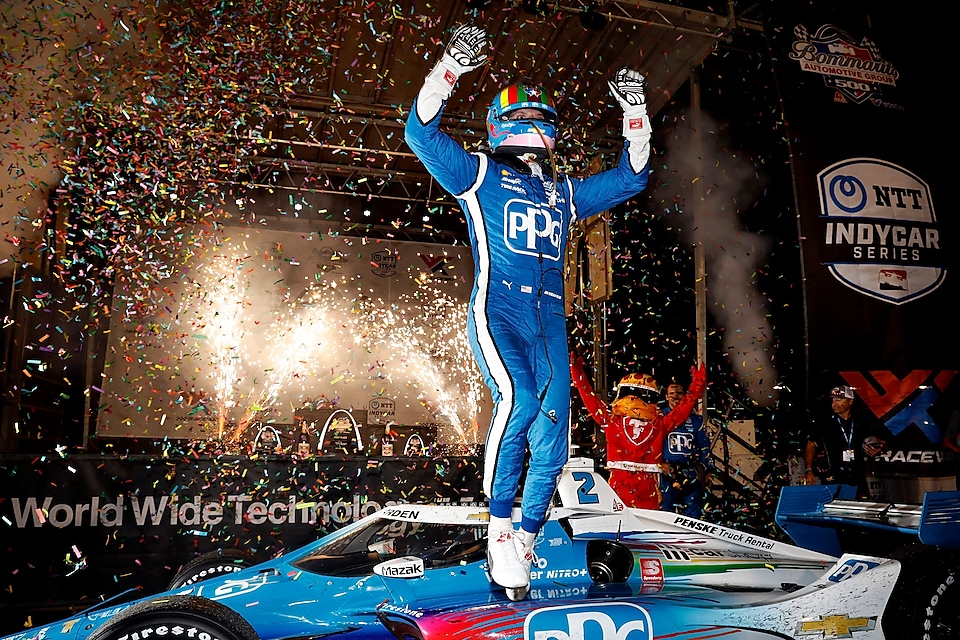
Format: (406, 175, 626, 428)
(818, 158, 943, 305)
(524, 603, 652, 640)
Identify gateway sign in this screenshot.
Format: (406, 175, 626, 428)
(817, 158, 943, 304)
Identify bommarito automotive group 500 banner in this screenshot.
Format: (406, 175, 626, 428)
(0, 454, 483, 621)
(768, 3, 959, 453)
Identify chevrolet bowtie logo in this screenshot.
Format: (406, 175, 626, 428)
(797, 615, 875, 638)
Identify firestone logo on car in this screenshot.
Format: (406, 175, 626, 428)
(524, 602, 653, 640)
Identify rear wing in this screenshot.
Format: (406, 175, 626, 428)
(775, 484, 960, 555)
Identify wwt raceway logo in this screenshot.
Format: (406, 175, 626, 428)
(790, 23, 899, 106)
(817, 158, 943, 304)
(840, 369, 957, 445)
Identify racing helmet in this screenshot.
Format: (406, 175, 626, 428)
(611, 372, 660, 421)
(486, 83, 557, 153)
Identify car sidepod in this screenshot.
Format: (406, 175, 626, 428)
(382, 553, 902, 640)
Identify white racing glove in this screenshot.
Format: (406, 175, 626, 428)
(608, 67, 651, 173)
(416, 24, 488, 122)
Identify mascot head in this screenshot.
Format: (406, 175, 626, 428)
(611, 372, 660, 421)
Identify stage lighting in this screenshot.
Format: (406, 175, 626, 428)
(579, 5, 607, 31)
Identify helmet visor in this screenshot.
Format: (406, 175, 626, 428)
(500, 107, 557, 125)
(614, 385, 660, 405)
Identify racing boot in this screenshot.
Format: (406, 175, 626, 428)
(514, 527, 536, 577)
(487, 517, 528, 590)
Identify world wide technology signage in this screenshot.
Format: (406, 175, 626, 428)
(0, 454, 483, 617)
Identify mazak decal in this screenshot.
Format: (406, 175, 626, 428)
(524, 602, 653, 640)
(374, 556, 425, 579)
(790, 24, 899, 105)
(817, 158, 943, 304)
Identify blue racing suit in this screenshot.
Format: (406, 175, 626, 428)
(660, 408, 714, 517)
(405, 100, 649, 534)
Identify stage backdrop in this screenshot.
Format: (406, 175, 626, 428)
(0, 453, 483, 627)
(769, 4, 958, 459)
(97, 227, 488, 448)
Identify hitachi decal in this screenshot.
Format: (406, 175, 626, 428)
(817, 158, 943, 304)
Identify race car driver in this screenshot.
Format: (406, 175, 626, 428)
(405, 23, 653, 594)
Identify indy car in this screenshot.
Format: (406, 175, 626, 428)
(2, 458, 956, 640)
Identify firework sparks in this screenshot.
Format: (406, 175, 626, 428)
(182, 242, 482, 447)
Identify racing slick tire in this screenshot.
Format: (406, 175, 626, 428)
(88, 595, 259, 640)
(882, 544, 959, 640)
(167, 548, 258, 589)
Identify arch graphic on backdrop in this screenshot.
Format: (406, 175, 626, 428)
(403, 433, 426, 456)
(316, 409, 364, 454)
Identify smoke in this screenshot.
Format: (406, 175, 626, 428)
(655, 110, 780, 407)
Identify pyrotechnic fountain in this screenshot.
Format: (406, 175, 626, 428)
(182, 244, 483, 449)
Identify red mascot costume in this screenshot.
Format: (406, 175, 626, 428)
(571, 353, 707, 509)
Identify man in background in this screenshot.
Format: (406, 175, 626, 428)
(660, 381, 715, 518)
(804, 385, 889, 497)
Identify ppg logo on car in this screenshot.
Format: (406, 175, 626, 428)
(504, 198, 563, 261)
(524, 602, 652, 640)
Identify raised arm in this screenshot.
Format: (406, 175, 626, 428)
(405, 24, 489, 196)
